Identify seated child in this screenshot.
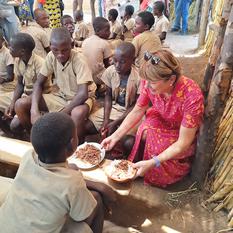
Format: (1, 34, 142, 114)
(108, 8, 123, 49)
(0, 33, 50, 134)
(61, 15, 75, 48)
(74, 10, 89, 47)
(15, 28, 95, 141)
(24, 8, 51, 58)
(82, 17, 112, 87)
(86, 42, 140, 155)
(0, 30, 14, 93)
(132, 11, 161, 67)
(152, 1, 169, 42)
(121, 5, 135, 43)
(0, 112, 116, 233)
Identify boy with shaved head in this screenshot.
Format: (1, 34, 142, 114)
(24, 8, 51, 58)
(15, 28, 95, 141)
(85, 42, 140, 155)
(0, 112, 116, 233)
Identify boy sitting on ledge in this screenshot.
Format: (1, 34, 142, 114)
(0, 112, 116, 233)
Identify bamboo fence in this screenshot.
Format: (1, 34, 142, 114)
(205, 92, 233, 227)
(204, 0, 224, 55)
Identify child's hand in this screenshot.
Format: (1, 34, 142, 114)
(4, 103, 14, 119)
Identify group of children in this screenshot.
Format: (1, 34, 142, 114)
(0, 2, 171, 231)
(0, 1, 169, 141)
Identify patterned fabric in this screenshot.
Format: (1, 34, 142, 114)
(18, 0, 32, 21)
(128, 76, 204, 187)
(43, 0, 61, 28)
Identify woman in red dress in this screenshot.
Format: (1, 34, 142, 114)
(101, 49, 204, 187)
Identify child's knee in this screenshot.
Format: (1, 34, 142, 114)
(14, 97, 31, 113)
(71, 105, 89, 121)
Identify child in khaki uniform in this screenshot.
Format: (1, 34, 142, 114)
(152, 1, 169, 42)
(0, 112, 116, 233)
(24, 8, 51, 58)
(108, 9, 122, 50)
(121, 5, 135, 43)
(86, 42, 140, 156)
(74, 10, 89, 47)
(0, 31, 14, 93)
(82, 17, 112, 87)
(15, 28, 95, 142)
(0, 33, 50, 135)
(132, 11, 162, 68)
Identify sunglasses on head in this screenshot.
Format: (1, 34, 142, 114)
(144, 52, 161, 65)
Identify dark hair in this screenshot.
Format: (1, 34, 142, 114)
(125, 5, 134, 16)
(31, 112, 75, 163)
(93, 17, 109, 32)
(137, 11, 155, 29)
(11, 33, 35, 52)
(108, 9, 118, 20)
(34, 8, 47, 20)
(50, 27, 71, 44)
(74, 10, 83, 20)
(154, 1, 165, 13)
(61, 14, 73, 25)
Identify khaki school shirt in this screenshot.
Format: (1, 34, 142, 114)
(123, 18, 135, 42)
(110, 20, 122, 39)
(0, 45, 15, 92)
(40, 49, 95, 101)
(74, 20, 89, 41)
(152, 14, 169, 37)
(0, 150, 96, 233)
(0, 45, 14, 80)
(101, 65, 140, 109)
(14, 53, 51, 94)
(82, 35, 112, 79)
(132, 30, 162, 67)
(24, 22, 51, 58)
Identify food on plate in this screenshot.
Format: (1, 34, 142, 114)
(75, 144, 101, 165)
(105, 160, 136, 182)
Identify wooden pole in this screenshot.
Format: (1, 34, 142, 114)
(194, 0, 202, 30)
(192, 1, 233, 188)
(198, 0, 211, 47)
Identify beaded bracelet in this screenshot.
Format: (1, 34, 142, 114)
(152, 156, 161, 167)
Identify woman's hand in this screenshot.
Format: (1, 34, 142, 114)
(101, 134, 119, 151)
(133, 159, 155, 177)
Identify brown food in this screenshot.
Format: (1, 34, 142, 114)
(75, 144, 101, 165)
(115, 160, 129, 172)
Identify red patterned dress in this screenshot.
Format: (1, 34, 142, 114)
(128, 76, 204, 187)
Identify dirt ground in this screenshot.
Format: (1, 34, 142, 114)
(0, 1, 227, 232)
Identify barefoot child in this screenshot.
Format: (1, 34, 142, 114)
(82, 17, 112, 88)
(86, 42, 140, 156)
(121, 5, 135, 43)
(0, 33, 50, 135)
(15, 28, 95, 141)
(24, 8, 51, 58)
(74, 10, 89, 47)
(0, 30, 14, 93)
(152, 1, 169, 42)
(0, 112, 116, 233)
(132, 11, 161, 67)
